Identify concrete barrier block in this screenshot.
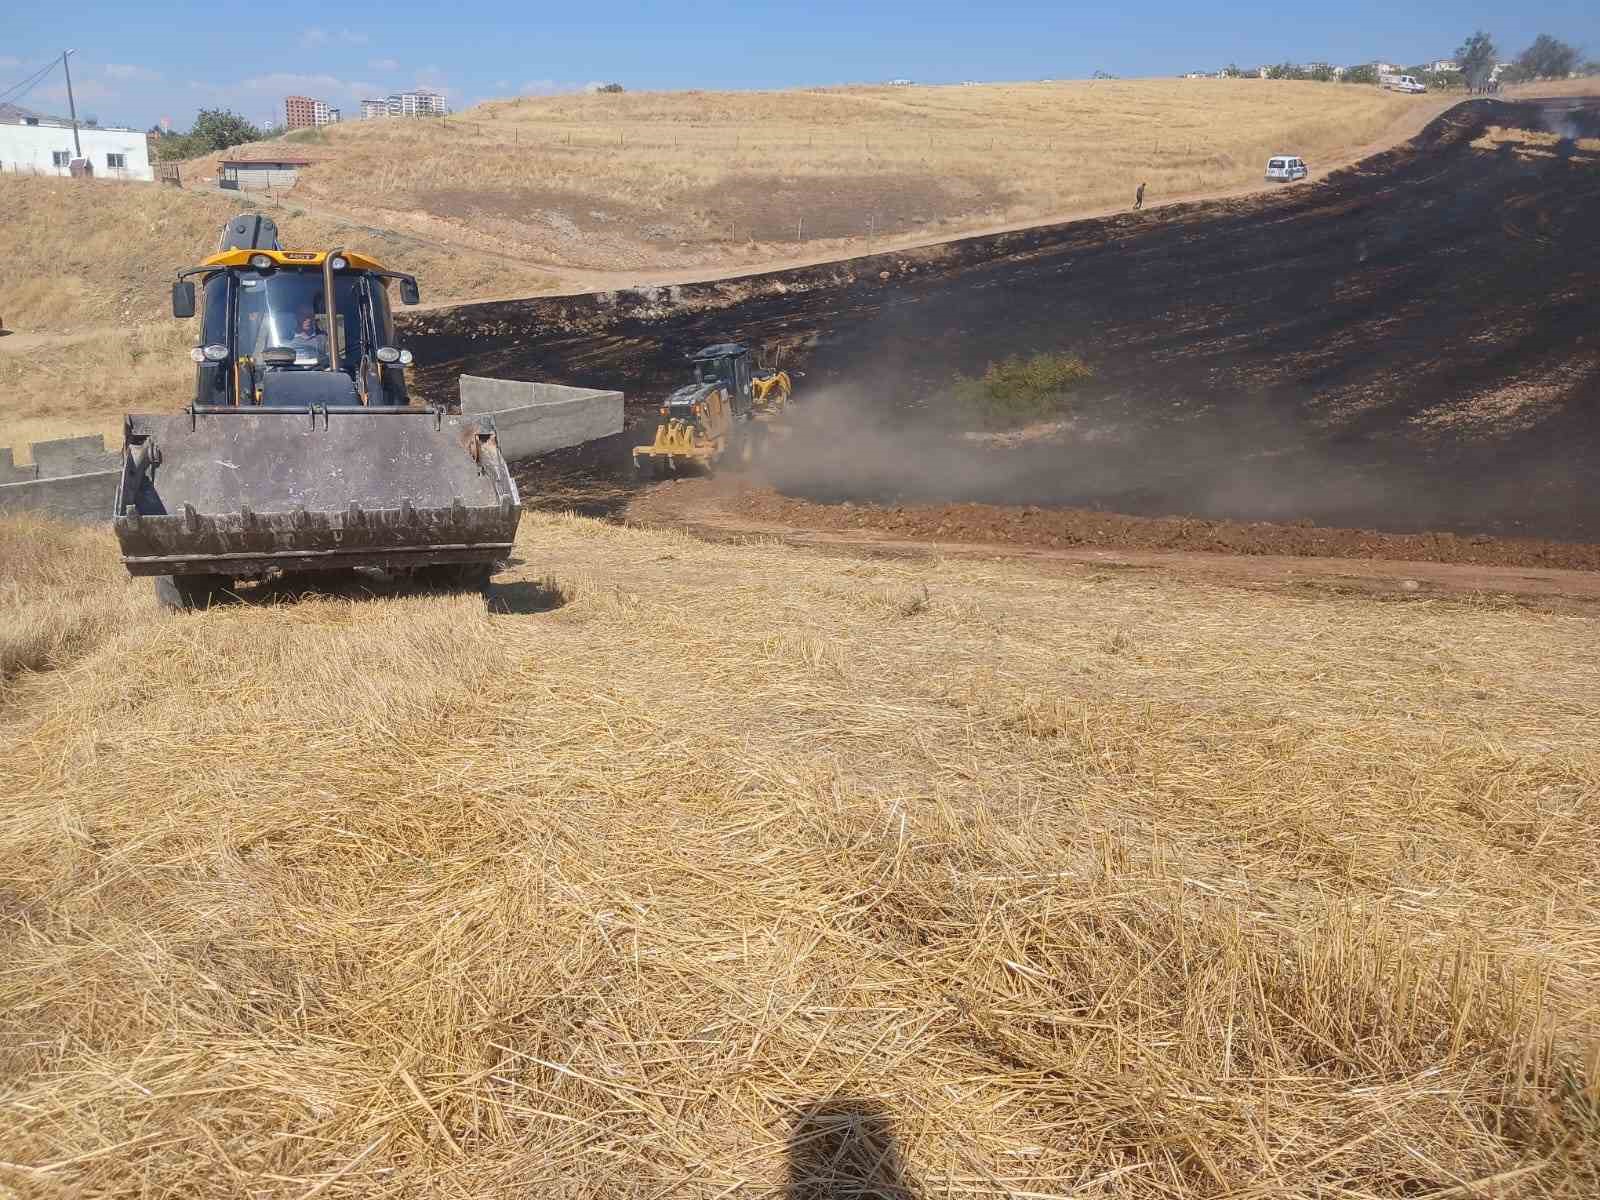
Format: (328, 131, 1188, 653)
(0, 447, 38, 485)
(458, 376, 624, 462)
(0, 468, 119, 523)
(31, 434, 116, 479)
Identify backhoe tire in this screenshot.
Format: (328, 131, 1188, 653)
(419, 563, 494, 595)
(276, 569, 366, 599)
(154, 574, 230, 611)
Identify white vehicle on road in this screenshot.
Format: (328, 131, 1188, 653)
(1380, 73, 1427, 93)
(1265, 155, 1308, 182)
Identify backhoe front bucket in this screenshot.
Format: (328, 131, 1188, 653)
(113, 407, 521, 577)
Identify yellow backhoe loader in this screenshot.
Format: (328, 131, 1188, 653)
(114, 214, 522, 608)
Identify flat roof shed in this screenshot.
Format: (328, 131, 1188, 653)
(219, 157, 315, 191)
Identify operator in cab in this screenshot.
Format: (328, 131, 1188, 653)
(287, 304, 327, 360)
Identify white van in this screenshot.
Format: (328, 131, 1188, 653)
(1379, 73, 1427, 93)
(1265, 155, 1308, 182)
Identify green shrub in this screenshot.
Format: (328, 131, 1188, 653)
(950, 352, 1095, 429)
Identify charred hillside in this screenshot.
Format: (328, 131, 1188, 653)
(406, 98, 1600, 540)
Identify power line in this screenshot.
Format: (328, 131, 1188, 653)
(0, 57, 62, 108)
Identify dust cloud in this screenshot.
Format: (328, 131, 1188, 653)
(758, 367, 1430, 534)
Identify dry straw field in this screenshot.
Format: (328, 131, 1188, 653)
(3, 510, 1598, 1197)
(209, 80, 1433, 274)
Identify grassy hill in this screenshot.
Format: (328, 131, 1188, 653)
(0, 78, 1453, 456)
(2, 510, 1597, 1195)
(198, 79, 1429, 274)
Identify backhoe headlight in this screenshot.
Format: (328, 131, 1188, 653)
(398, 349, 413, 366)
(190, 347, 205, 363)
(249, 253, 272, 269)
(202, 344, 228, 361)
(376, 346, 400, 363)
(330, 256, 348, 270)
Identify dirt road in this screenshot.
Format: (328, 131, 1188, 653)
(620, 477, 1600, 612)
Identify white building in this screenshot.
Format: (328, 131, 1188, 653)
(0, 110, 153, 181)
(362, 90, 449, 118)
(1431, 59, 1459, 73)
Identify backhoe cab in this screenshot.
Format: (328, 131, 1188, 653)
(169, 213, 421, 409)
(632, 343, 793, 477)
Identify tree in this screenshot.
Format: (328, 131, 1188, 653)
(1220, 63, 1243, 78)
(1265, 62, 1307, 80)
(1342, 63, 1376, 85)
(597, 82, 624, 94)
(1456, 30, 1498, 89)
(188, 108, 263, 154)
(1516, 34, 1580, 80)
(154, 133, 197, 161)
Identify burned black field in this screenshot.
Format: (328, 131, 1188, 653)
(408, 98, 1600, 541)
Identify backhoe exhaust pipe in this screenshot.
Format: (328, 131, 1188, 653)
(323, 247, 342, 373)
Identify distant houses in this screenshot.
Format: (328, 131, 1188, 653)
(1179, 57, 1471, 83)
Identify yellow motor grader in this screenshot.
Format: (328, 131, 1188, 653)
(632, 343, 794, 478)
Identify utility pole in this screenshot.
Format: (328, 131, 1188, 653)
(61, 49, 82, 159)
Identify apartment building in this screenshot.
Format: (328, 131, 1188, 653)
(284, 96, 341, 130)
(359, 90, 448, 119)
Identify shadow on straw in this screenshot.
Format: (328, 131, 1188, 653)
(786, 1098, 921, 1200)
(488, 577, 570, 614)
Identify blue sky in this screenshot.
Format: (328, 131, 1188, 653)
(5, 1, 1596, 130)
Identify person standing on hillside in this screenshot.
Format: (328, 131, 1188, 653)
(1134, 181, 1147, 210)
